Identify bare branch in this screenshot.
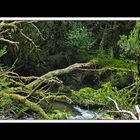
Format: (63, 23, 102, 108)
(27, 62, 93, 88)
(26, 77, 63, 98)
(108, 97, 137, 120)
(108, 97, 120, 111)
(0, 38, 19, 45)
(0, 29, 10, 35)
(8, 58, 18, 71)
(19, 29, 39, 49)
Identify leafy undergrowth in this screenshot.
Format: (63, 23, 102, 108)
(0, 54, 138, 120)
(48, 110, 70, 120)
(0, 95, 70, 120)
(71, 82, 135, 111)
(0, 71, 70, 120)
(33, 110, 69, 120)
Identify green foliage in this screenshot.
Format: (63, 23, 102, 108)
(16, 107, 30, 118)
(0, 46, 7, 57)
(0, 96, 12, 109)
(1, 21, 135, 75)
(97, 44, 106, 58)
(0, 76, 14, 93)
(48, 110, 69, 119)
(71, 83, 134, 110)
(118, 21, 140, 59)
(97, 29, 108, 58)
(90, 58, 137, 72)
(66, 24, 95, 51)
(93, 58, 136, 70)
(65, 23, 95, 63)
(111, 71, 133, 89)
(108, 47, 114, 58)
(0, 21, 138, 119)
(0, 96, 13, 116)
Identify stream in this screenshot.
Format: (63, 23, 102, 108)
(51, 102, 106, 120)
(67, 105, 104, 120)
(0, 102, 109, 120)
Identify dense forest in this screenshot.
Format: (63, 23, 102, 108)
(0, 20, 140, 120)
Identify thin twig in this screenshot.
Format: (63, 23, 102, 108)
(8, 58, 18, 71)
(0, 29, 10, 35)
(30, 23, 46, 41)
(19, 29, 39, 49)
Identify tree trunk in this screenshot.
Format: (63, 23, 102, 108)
(27, 62, 94, 89)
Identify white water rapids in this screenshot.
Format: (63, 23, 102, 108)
(67, 106, 103, 120)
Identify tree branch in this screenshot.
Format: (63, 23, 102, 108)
(0, 38, 19, 45)
(30, 23, 46, 41)
(0, 92, 49, 119)
(108, 97, 137, 120)
(19, 29, 39, 49)
(0, 29, 10, 35)
(27, 62, 93, 88)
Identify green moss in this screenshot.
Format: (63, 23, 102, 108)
(99, 58, 136, 69)
(90, 58, 137, 72)
(71, 83, 135, 110)
(90, 58, 99, 64)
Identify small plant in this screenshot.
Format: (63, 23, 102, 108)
(0, 76, 15, 93)
(48, 110, 69, 119)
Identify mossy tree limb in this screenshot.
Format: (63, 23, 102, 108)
(108, 97, 137, 120)
(27, 62, 94, 89)
(0, 92, 49, 119)
(27, 59, 137, 89)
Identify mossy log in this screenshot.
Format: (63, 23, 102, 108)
(0, 92, 49, 119)
(27, 60, 137, 89)
(27, 62, 94, 89)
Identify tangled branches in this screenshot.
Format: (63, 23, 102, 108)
(0, 68, 72, 119)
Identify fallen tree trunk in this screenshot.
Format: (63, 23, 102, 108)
(27, 60, 137, 89)
(27, 62, 93, 89)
